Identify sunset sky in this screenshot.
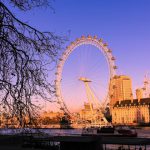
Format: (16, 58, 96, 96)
(6, 0, 150, 112)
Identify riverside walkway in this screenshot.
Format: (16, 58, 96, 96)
(1, 134, 150, 150)
(24, 134, 150, 150)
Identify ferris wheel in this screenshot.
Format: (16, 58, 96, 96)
(55, 35, 117, 114)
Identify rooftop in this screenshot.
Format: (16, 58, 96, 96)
(113, 98, 150, 108)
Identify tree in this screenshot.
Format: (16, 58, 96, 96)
(0, 0, 65, 127)
(60, 113, 72, 129)
(104, 104, 112, 122)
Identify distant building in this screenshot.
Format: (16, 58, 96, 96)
(112, 98, 150, 125)
(79, 102, 94, 121)
(136, 88, 143, 101)
(109, 75, 133, 108)
(143, 75, 150, 98)
(84, 102, 93, 110)
(41, 111, 63, 119)
(79, 102, 107, 125)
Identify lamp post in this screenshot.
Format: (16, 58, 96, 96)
(148, 103, 150, 124)
(0, 105, 1, 127)
(0, 105, 3, 127)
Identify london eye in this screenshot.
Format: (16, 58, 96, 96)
(55, 35, 117, 123)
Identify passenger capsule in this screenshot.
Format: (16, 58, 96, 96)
(60, 107, 64, 110)
(93, 35, 97, 39)
(59, 58, 63, 61)
(87, 35, 92, 39)
(57, 101, 61, 104)
(113, 66, 118, 69)
(76, 38, 80, 41)
(81, 35, 85, 39)
(107, 49, 112, 53)
(99, 38, 103, 42)
(111, 57, 115, 60)
(103, 43, 108, 46)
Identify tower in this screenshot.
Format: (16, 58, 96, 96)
(136, 88, 143, 102)
(143, 74, 150, 98)
(110, 75, 133, 106)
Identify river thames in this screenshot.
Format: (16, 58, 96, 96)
(0, 127, 150, 150)
(0, 127, 150, 137)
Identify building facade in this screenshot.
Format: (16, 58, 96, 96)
(79, 102, 107, 125)
(79, 102, 94, 121)
(112, 98, 150, 125)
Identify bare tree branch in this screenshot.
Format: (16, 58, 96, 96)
(10, 0, 51, 11)
(0, 1, 65, 127)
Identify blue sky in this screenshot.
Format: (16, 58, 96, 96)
(6, 0, 150, 111)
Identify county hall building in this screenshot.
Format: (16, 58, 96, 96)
(110, 75, 150, 125)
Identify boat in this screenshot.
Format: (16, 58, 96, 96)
(97, 126, 115, 133)
(82, 125, 115, 135)
(115, 125, 137, 137)
(82, 125, 137, 137)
